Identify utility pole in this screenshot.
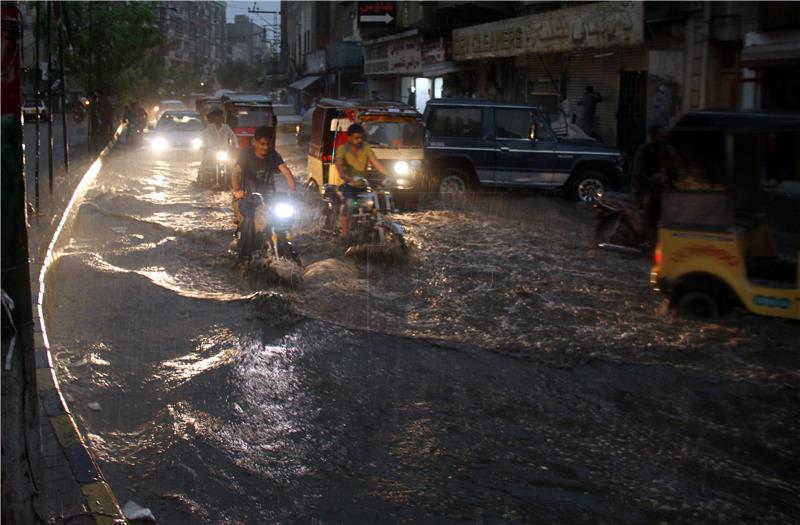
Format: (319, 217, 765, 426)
(34, 1, 41, 213)
(1, 4, 42, 524)
(57, 2, 68, 174)
(46, 0, 53, 193)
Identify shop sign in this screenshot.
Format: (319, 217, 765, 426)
(387, 36, 422, 74)
(357, 1, 396, 28)
(453, 1, 643, 60)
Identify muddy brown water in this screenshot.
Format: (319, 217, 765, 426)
(45, 141, 799, 523)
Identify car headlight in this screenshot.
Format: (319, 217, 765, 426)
(393, 160, 410, 175)
(152, 137, 168, 152)
(274, 203, 295, 218)
(191, 138, 203, 150)
(216, 150, 228, 162)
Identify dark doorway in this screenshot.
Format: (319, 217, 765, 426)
(617, 70, 648, 158)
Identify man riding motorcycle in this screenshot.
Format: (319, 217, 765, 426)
(200, 107, 238, 184)
(334, 123, 389, 241)
(231, 126, 296, 238)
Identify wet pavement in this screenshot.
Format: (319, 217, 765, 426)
(45, 135, 799, 523)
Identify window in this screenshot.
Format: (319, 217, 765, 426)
(428, 107, 483, 138)
(495, 108, 532, 139)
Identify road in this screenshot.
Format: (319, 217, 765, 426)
(44, 135, 799, 523)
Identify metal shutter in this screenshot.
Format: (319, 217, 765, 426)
(567, 47, 647, 146)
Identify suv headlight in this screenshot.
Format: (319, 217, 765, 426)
(393, 160, 410, 175)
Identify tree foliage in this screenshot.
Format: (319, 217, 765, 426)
(60, 2, 164, 101)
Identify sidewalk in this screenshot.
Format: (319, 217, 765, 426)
(24, 116, 127, 524)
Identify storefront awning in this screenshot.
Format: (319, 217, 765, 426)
(288, 76, 321, 91)
(741, 41, 800, 67)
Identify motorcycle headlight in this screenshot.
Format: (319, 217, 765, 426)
(393, 160, 410, 175)
(153, 105, 159, 113)
(191, 138, 203, 150)
(274, 203, 294, 219)
(152, 137, 168, 152)
(216, 150, 229, 162)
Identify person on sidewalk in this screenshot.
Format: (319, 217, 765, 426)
(577, 86, 603, 141)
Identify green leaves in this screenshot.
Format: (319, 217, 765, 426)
(62, 2, 164, 100)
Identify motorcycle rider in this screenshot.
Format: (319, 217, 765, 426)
(200, 107, 238, 182)
(334, 123, 389, 241)
(231, 126, 296, 235)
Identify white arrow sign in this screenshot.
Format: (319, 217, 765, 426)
(360, 13, 393, 24)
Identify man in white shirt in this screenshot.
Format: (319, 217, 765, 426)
(199, 108, 238, 183)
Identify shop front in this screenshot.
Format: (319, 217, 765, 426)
(452, 1, 646, 149)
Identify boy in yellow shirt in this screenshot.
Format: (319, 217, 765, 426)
(334, 123, 389, 240)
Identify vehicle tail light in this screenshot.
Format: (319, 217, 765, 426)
(654, 243, 662, 266)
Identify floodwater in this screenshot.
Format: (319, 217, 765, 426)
(46, 137, 799, 523)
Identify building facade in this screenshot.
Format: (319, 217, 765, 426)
(154, 1, 227, 87)
(226, 14, 267, 66)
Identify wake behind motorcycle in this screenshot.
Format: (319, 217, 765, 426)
(593, 191, 651, 256)
(321, 177, 406, 256)
(235, 192, 302, 270)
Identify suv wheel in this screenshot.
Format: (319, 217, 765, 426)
(438, 167, 471, 197)
(570, 170, 609, 203)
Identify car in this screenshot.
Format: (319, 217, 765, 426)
(422, 99, 626, 202)
(146, 110, 205, 154)
(272, 103, 302, 137)
(150, 99, 186, 125)
(22, 99, 47, 121)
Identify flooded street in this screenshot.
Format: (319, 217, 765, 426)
(45, 137, 799, 523)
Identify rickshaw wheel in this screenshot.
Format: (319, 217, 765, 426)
(674, 288, 722, 320)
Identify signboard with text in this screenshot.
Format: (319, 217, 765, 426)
(357, 1, 396, 28)
(453, 1, 643, 61)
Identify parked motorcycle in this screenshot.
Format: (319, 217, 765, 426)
(237, 192, 301, 266)
(593, 191, 650, 256)
(321, 177, 406, 254)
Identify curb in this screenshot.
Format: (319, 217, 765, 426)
(32, 124, 128, 525)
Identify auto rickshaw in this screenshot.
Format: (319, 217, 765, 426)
(306, 99, 426, 210)
(195, 96, 221, 119)
(651, 111, 799, 320)
(221, 93, 276, 149)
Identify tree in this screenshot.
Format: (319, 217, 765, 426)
(60, 2, 164, 101)
(216, 60, 261, 91)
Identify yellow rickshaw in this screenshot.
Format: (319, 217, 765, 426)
(306, 99, 425, 210)
(651, 111, 799, 319)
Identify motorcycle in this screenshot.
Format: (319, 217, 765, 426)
(199, 149, 232, 190)
(236, 192, 301, 266)
(593, 191, 651, 256)
(321, 177, 406, 254)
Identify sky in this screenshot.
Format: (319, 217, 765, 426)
(226, 1, 281, 24)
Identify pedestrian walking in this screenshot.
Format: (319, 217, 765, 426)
(577, 86, 603, 140)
